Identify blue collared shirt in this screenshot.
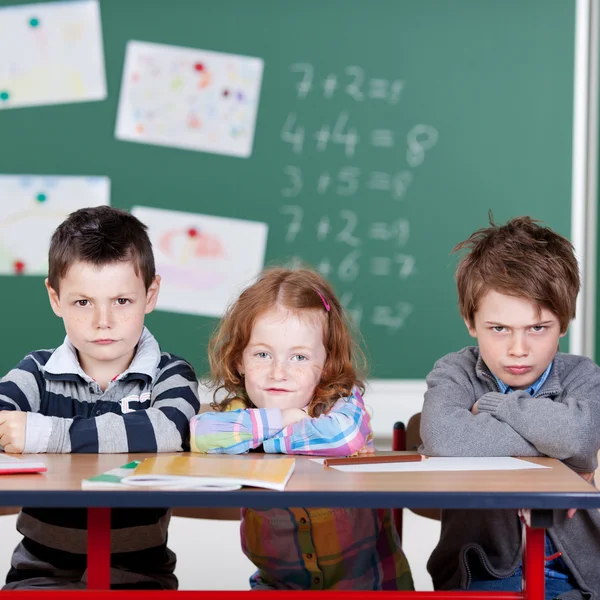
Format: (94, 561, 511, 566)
(490, 361, 553, 396)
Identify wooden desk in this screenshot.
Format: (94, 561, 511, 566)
(1, 452, 598, 600)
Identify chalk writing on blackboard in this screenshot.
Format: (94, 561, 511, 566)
(278, 62, 438, 333)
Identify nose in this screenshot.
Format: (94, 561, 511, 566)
(94, 305, 112, 329)
(509, 332, 529, 357)
(269, 359, 288, 380)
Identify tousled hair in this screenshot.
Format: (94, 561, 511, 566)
(454, 214, 580, 333)
(208, 267, 366, 417)
(48, 206, 155, 293)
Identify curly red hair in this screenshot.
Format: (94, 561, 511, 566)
(208, 267, 365, 417)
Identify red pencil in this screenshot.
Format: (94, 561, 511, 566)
(323, 454, 426, 467)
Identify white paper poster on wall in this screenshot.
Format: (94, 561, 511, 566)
(115, 41, 264, 158)
(0, 0, 107, 109)
(0, 175, 110, 275)
(131, 206, 268, 317)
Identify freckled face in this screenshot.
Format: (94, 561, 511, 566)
(240, 305, 327, 411)
(45, 260, 160, 377)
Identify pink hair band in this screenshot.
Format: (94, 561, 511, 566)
(316, 290, 331, 312)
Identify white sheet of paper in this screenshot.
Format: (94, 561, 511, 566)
(0, 0, 107, 109)
(0, 175, 110, 275)
(115, 41, 264, 157)
(131, 205, 267, 317)
(311, 457, 551, 473)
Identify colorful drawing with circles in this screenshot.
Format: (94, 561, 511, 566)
(0, 175, 110, 275)
(131, 206, 268, 318)
(0, 0, 106, 110)
(115, 41, 264, 158)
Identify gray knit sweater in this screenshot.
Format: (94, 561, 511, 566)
(420, 347, 600, 598)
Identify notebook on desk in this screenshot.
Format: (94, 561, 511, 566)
(82, 456, 296, 492)
(0, 453, 46, 475)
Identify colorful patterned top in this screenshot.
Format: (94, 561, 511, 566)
(189, 388, 414, 590)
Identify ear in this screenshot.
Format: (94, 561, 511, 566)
(559, 329, 567, 338)
(45, 279, 62, 318)
(464, 318, 477, 338)
(144, 275, 161, 314)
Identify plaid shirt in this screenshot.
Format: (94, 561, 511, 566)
(190, 388, 414, 590)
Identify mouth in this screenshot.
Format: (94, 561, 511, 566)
(92, 339, 117, 345)
(504, 366, 532, 375)
(265, 388, 291, 393)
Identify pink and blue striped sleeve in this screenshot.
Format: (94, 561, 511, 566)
(263, 388, 373, 456)
(190, 408, 284, 454)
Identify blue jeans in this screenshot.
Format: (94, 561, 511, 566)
(468, 574, 577, 600)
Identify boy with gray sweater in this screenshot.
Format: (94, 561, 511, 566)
(420, 216, 600, 599)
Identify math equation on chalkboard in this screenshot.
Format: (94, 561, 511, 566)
(276, 63, 439, 334)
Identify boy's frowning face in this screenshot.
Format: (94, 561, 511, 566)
(45, 260, 160, 380)
(466, 290, 564, 390)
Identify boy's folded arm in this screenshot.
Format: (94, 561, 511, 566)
(190, 408, 284, 454)
(420, 366, 540, 457)
(24, 359, 201, 454)
(262, 390, 372, 456)
(0, 396, 23, 412)
(0, 356, 45, 413)
(477, 386, 600, 465)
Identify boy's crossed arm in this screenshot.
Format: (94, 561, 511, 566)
(0, 356, 200, 454)
(472, 378, 600, 468)
(422, 357, 600, 474)
(420, 358, 541, 458)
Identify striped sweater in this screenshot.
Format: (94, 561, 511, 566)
(0, 328, 200, 590)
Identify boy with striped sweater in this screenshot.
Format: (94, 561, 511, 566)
(0, 206, 199, 589)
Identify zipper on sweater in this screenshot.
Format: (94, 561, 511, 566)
(480, 371, 501, 392)
(534, 388, 560, 398)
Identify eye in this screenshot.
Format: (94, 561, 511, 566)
(255, 352, 270, 359)
(292, 354, 308, 362)
(116, 298, 131, 305)
(75, 300, 89, 307)
(492, 326, 506, 333)
(531, 325, 546, 332)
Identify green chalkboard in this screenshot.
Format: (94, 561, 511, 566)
(0, 0, 575, 379)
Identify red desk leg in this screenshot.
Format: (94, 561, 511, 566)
(392, 422, 406, 543)
(87, 507, 111, 590)
(522, 523, 545, 600)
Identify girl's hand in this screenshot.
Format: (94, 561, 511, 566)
(356, 443, 375, 455)
(281, 408, 309, 428)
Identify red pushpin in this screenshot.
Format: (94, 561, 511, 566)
(194, 63, 205, 72)
(14, 260, 25, 274)
(187, 227, 199, 238)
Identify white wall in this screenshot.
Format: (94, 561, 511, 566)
(0, 381, 440, 590)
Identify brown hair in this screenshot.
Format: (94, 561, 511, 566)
(208, 267, 366, 417)
(454, 215, 580, 333)
(48, 206, 155, 293)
